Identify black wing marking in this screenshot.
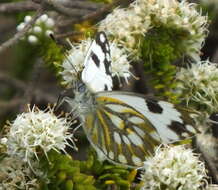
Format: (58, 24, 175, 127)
(82, 31, 113, 92)
(95, 31, 112, 75)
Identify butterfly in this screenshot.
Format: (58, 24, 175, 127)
(63, 31, 198, 168)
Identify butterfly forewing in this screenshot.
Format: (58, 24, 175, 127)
(82, 32, 112, 92)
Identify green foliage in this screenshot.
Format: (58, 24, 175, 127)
(39, 149, 138, 190)
(39, 150, 97, 190)
(200, 4, 217, 20)
(141, 26, 187, 102)
(12, 41, 38, 80)
(12, 32, 63, 80)
(80, 149, 137, 190)
(42, 40, 65, 78)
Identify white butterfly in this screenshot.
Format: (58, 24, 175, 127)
(64, 31, 198, 168)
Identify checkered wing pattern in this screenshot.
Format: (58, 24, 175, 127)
(82, 32, 113, 92)
(83, 91, 198, 167)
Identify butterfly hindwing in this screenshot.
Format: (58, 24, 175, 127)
(98, 91, 198, 143)
(82, 32, 112, 92)
(83, 91, 198, 167)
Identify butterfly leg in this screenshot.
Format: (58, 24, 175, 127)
(54, 90, 69, 111)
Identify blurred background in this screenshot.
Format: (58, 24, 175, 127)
(0, 0, 218, 174)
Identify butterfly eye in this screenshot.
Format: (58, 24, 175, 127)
(78, 83, 86, 93)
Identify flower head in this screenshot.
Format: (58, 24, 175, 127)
(140, 145, 207, 190)
(99, 0, 208, 60)
(110, 42, 131, 83)
(0, 157, 39, 190)
(6, 105, 75, 164)
(98, 7, 151, 57)
(60, 38, 131, 87)
(176, 60, 218, 114)
(61, 39, 92, 86)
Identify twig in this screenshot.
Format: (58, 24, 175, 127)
(0, 72, 57, 104)
(0, 8, 43, 54)
(55, 31, 83, 39)
(0, 72, 26, 90)
(43, 0, 92, 17)
(0, 92, 57, 116)
(57, 0, 119, 27)
(19, 59, 43, 112)
(0, 98, 23, 115)
(60, 0, 102, 10)
(0, 1, 39, 13)
(31, 0, 93, 17)
(0, 0, 100, 13)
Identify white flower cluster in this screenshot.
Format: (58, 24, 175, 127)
(0, 157, 39, 190)
(61, 39, 131, 87)
(110, 41, 131, 83)
(99, 0, 208, 60)
(61, 39, 92, 86)
(5, 105, 75, 164)
(176, 60, 218, 113)
(17, 14, 55, 44)
(99, 7, 151, 57)
(140, 145, 207, 190)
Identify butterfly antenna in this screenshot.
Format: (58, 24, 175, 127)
(65, 38, 79, 74)
(50, 33, 79, 77)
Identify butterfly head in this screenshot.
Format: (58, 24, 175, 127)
(65, 79, 95, 113)
(76, 80, 86, 93)
(71, 80, 88, 98)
